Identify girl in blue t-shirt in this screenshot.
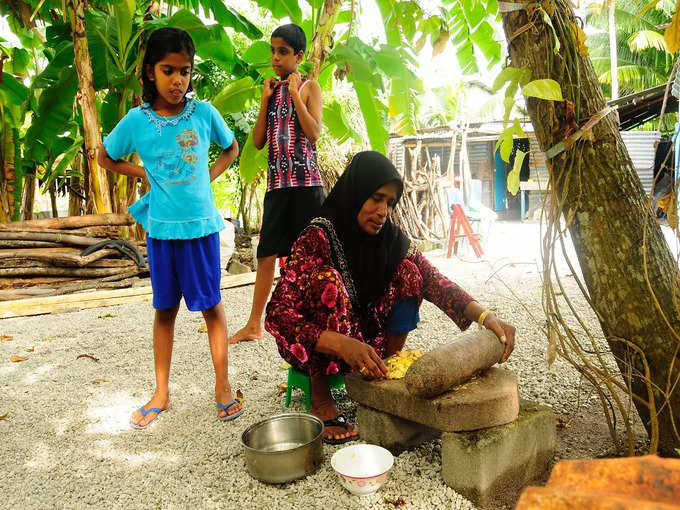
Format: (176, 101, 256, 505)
(98, 27, 242, 428)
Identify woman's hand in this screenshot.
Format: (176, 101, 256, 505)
(341, 337, 388, 379)
(316, 331, 387, 379)
(483, 313, 516, 363)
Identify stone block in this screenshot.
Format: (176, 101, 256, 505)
(440, 400, 555, 510)
(345, 367, 519, 432)
(227, 259, 252, 275)
(356, 404, 440, 456)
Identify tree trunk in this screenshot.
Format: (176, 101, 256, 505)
(68, 151, 84, 216)
(502, 0, 680, 454)
(67, 0, 112, 214)
(49, 182, 58, 218)
(307, 0, 342, 82)
(21, 172, 35, 220)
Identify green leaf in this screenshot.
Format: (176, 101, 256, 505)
(456, 40, 479, 75)
(33, 41, 74, 89)
(239, 132, 267, 183)
(243, 41, 271, 64)
(0, 73, 28, 106)
(113, 0, 136, 57)
(323, 101, 361, 144)
(24, 68, 78, 161)
(492, 66, 531, 93)
(253, 0, 302, 23)
(469, 21, 501, 66)
(162, 10, 235, 70)
(212, 77, 260, 114)
(202, 0, 263, 39)
(42, 136, 83, 190)
(522, 79, 563, 101)
(461, 0, 486, 29)
(507, 149, 525, 196)
(353, 79, 388, 153)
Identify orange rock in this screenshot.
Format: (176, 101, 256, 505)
(516, 455, 680, 509)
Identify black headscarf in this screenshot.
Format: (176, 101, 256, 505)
(315, 151, 411, 310)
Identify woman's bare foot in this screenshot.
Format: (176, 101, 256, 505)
(310, 375, 359, 442)
(228, 324, 263, 344)
(216, 383, 242, 419)
(130, 393, 170, 428)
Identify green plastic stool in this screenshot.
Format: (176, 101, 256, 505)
(285, 367, 345, 412)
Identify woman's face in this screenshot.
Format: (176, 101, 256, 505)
(357, 181, 400, 235)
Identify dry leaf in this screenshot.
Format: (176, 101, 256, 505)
(0, 335, 13, 341)
(556, 417, 570, 429)
(0, 412, 7, 420)
(235, 389, 244, 403)
(91, 379, 111, 385)
(10, 355, 28, 362)
(570, 22, 588, 56)
(42, 337, 54, 342)
(383, 496, 407, 507)
(25, 346, 34, 353)
(665, 2, 680, 54)
(198, 324, 208, 333)
(76, 354, 100, 362)
(276, 381, 288, 396)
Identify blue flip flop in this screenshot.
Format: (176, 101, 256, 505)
(130, 406, 168, 430)
(217, 399, 244, 422)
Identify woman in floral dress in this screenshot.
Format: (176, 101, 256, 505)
(265, 151, 516, 444)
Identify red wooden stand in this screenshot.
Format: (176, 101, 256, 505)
(447, 204, 483, 258)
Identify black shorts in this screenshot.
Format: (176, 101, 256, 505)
(257, 186, 325, 258)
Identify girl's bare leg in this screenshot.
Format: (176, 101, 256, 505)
(130, 305, 179, 427)
(203, 301, 242, 418)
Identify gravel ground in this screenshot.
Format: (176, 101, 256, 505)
(2, 221, 672, 509)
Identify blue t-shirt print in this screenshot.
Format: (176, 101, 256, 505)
(155, 129, 200, 185)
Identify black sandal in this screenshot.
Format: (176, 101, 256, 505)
(322, 413, 360, 445)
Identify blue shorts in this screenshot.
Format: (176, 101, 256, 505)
(146, 233, 221, 311)
(385, 297, 421, 334)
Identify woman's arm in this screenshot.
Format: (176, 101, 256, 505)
(412, 250, 516, 362)
(97, 146, 145, 179)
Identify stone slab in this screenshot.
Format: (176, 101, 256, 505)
(441, 400, 555, 510)
(345, 367, 519, 432)
(356, 404, 440, 456)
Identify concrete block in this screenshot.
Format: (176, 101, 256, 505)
(346, 367, 519, 432)
(441, 400, 555, 510)
(356, 404, 440, 456)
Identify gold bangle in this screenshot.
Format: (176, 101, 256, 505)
(477, 310, 491, 329)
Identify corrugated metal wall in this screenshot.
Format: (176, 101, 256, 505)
(620, 131, 661, 194)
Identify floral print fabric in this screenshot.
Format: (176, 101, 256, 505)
(264, 226, 475, 376)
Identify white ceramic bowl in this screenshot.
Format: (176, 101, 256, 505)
(330, 444, 394, 496)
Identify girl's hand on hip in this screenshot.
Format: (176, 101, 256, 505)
(484, 313, 516, 363)
(339, 337, 387, 380)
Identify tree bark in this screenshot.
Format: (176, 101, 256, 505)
(502, 0, 680, 454)
(67, 0, 112, 214)
(307, 0, 342, 82)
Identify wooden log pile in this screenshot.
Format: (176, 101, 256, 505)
(392, 140, 451, 242)
(0, 214, 148, 300)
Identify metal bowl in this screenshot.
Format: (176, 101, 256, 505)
(241, 413, 324, 483)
